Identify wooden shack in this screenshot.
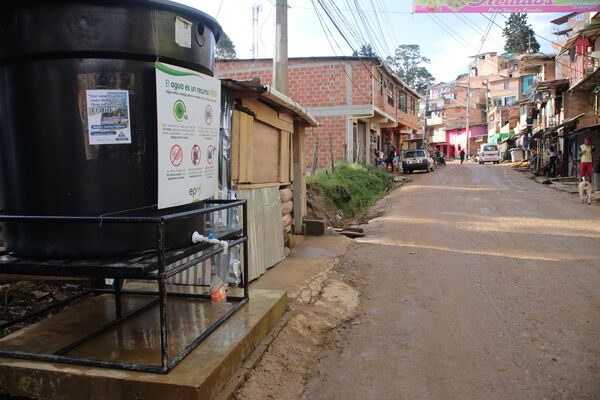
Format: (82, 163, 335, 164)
(222, 79, 318, 280)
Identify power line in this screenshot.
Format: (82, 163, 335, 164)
(427, 14, 472, 51)
(311, 0, 421, 98)
(216, 0, 225, 18)
(292, 5, 413, 14)
(309, 0, 373, 99)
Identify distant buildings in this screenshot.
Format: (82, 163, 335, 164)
(423, 10, 599, 176)
(422, 51, 521, 157)
(218, 11, 598, 182)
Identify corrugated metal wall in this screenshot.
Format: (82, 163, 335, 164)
(236, 187, 284, 281)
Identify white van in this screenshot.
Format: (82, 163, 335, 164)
(479, 143, 501, 164)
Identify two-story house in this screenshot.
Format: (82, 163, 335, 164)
(215, 57, 421, 169)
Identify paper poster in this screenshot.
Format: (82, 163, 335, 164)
(175, 16, 192, 48)
(155, 62, 221, 209)
(86, 90, 131, 145)
(413, 0, 600, 13)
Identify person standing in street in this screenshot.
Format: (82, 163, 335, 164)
(548, 145, 557, 177)
(459, 149, 466, 164)
(578, 136, 595, 181)
(386, 146, 396, 171)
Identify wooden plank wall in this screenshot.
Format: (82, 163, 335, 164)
(231, 97, 294, 187)
(231, 95, 304, 253)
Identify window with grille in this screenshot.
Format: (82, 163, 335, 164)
(398, 90, 407, 112)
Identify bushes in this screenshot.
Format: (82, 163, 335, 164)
(307, 163, 393, 218)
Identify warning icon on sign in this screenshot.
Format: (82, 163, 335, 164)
(191, 144, 201, 166)
(170, 144, 183, 167)
(207, 145, 216, 165)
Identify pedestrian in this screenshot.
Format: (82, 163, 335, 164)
(548, 145, 557, 177)
(459, 149, 466, 164)
(375, 151, 384, 169)
(386, 146, 396, 171)
(556, 150, 564, 177)
(578, 136, 595, 180)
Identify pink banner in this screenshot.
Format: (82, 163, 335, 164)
(414, 0, 600, 13)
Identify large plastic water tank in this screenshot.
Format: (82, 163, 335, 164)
(0, 0, 222, 257)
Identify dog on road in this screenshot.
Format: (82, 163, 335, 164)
(579, 177, 592, 205)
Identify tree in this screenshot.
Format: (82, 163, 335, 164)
(502, 13, 540, 54)
(352, 44, 377, 57)
(386, 44, 435, 95)
(216, 32, 237, 60)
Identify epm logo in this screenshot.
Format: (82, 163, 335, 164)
(189, 185, 202, 202)
(173, 100, 188, 122)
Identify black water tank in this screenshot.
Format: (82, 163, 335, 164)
(0, 0, 222, 258)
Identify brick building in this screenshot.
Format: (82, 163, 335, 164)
(215, 57, 421, 169)
(424, 79, 488, 157)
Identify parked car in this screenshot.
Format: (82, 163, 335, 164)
(402, 149, 435, 173)
(479, 143, 501, 164)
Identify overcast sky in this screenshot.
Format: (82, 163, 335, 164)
(178, 0, 563, 83)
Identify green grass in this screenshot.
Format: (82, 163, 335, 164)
(307, 163, 394, 218)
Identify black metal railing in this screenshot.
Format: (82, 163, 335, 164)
(0, 199, 248, 374)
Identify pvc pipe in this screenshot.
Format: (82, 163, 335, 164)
(191, 232, 229, 255)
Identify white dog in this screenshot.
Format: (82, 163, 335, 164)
(579, 177, 592, 205)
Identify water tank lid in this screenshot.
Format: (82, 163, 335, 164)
(11, 0, 223, 42)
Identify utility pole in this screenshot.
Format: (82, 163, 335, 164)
(465, 65, 472, 158)
(251, 3, 261, 59)
(422, 84, 430, 149)
(273, 0, 288, 95)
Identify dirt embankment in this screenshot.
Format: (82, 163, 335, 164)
(234, 260, 361, 400)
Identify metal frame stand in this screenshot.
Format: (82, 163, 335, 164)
(0, 199, 249, 374)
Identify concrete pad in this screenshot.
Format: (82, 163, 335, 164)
(251, 235, 350, 294)
(0, 288, 286, 400)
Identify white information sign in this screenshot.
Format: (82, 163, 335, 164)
(155, 62, 220, 209)
(86, 90, 132, 145)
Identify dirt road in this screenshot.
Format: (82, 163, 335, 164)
(303, 163, 600, 400)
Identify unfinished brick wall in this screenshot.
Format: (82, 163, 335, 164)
(351, 63, 373, 106)
(304, 115, 348, 170)
(489, 77, 520, 100)
(543, 62, 556, 81)
(217, 59, 360, 169)
(444, 105, 487, 126)
(217, 58, 420, 169)
(564, 90, 598, 127)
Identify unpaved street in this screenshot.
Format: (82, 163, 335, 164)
(303, 163, 600, 400)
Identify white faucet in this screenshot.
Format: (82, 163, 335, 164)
(191, 232, 229, 255)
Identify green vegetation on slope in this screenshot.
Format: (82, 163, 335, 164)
(307, 163, 394, 219)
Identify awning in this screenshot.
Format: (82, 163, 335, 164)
(372, 106, 397, 128)
(535, 79, 569, 91)
(558, 26, 600, 56)
(396, 118, 419, 131)
(569, 123, 600, 137)
(569, 68, 600, 92)
(556, 113, 586, 135)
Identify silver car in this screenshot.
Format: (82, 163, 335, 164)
(402, 150, 435, 174)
